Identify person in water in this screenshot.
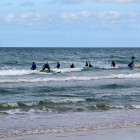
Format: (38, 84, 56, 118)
(89, 63, 93, 67)
(31, 62, 36, 70)
(42, 62, 50, 72)
(70, 63, 75, 68)
(55, 61, 60, 69)
(111, 60, 115, 67)
(128, 60, 134, 67)
(85, 62, 88, 66)
(131, 56, 135, 59)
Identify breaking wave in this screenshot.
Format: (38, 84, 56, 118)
(0, 72, 140, 83)
(0, 100, 140, 112)
(51, 68, 83, 73)
(0, 70, 40, 76)
(0, 67, 84, 76)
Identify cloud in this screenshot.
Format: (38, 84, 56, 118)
(58, 10, 140, 29)
(4, 14, 15, 22)
(0, 11, 140, 30)
(52, 0, 138, 3)
(1, 12, 49, 26)
(59, 11, 122, 22)
(20, 1, 35, 6)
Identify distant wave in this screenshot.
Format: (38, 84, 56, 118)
(36, 61, 67, 64)
(0, 72, 140, 83)
(98, 66, 120, 69)
(0, 67, 84, 76)
(3, 61, 67, 65)
(0, 70, 40, 76)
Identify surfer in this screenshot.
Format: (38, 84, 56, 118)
(128, 60, 134, 67)
(89, 63, 93, 67)
(31, 62, 36, 70)
(55, 61, 60, 69)
(42, 62, 50, 72)
(70, 63, 75, 68)
(85, 62, 88, 66)
(111, 60, 115, 67)
(131, 56, 135, 59)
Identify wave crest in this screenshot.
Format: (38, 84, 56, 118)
(0, 72, 140, 83)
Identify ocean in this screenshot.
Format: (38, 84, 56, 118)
(0, 47, 140, 138)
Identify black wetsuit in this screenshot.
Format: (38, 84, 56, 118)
(111, 61, 115, 67)
(89, 63, 92, 67)
(85, 62, 88, 66)
(70, 64, 75, 68)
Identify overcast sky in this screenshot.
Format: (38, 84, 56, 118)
(0, 0, 140, 47)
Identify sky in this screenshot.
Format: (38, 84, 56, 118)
(0, 0, 140, 47)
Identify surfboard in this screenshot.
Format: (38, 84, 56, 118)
(136, 66, 140, 68)
(40, 69, 61, 74)
(46, 72, 57, 74)
(75, 66, 87, 68)
(75, 66, 96, 68)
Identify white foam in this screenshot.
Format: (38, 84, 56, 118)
(50, 98, 85, 103)
(99, 66, 119, 69)
(2, 102, 18, 107)
(51, 68, 83, 73)
(2, 109, 23, 115)
(129, 105, 140, 109)
(0, 70, 40, 76)
(0, 124, 138, 138)
(24, 102, 39, 106)
(0, 72, 140, 84)
(0, 67, 83, 76)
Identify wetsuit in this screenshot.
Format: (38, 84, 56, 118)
(56, 63, 60, 69)
(89, 63, 93, 67)
(85, 62, 88, 66)
(31, 64, 36, 70)
(70, 64, 75, 68)
(131, 56, 135, 59)
(128, 62, 134, 67)
(42, 64, 50, 72)
(112, 61, 115, 67)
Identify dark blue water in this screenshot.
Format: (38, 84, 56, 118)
(0, 48, 140, 138)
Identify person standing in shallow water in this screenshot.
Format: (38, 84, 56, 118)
(131, 56, 135, 59)
(55, 61, 60, 69)
(70, 63, 75, 68)
(31, 62, 36, 70)
(111, 60, 115, 67)
(42, 62, 50, 72)
(89, 63, 93, 67)
(85, 62, 88, 66)
(128, 60, 134, 67)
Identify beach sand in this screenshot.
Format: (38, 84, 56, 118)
(1, 126, 140, 140)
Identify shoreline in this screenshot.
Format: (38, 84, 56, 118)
(1, 126, 140, 140)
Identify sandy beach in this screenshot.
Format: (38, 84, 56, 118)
(1, 126, 140, 140)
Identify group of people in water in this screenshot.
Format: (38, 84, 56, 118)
(31, 56, 136, 72)
(111, 56, 135, 68)
(31, 61, 60, 72)
(70, 62, 93, 68)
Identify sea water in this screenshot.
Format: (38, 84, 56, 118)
(0, 47, 140, 138)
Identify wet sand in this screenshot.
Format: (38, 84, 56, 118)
(1, 126, 140, 140)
